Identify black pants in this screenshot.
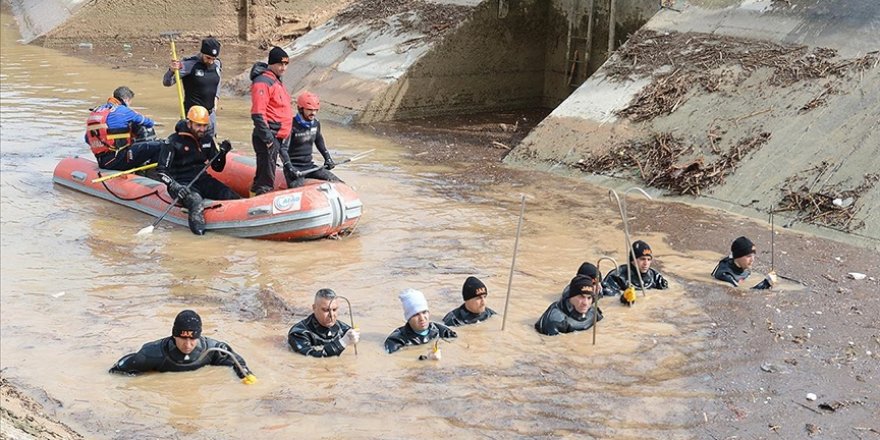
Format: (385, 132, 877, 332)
(96, 141, 162, 171)
(175, 174, 240, 201)
(251, 132, 281, 195)
(287, 167, 342, 188)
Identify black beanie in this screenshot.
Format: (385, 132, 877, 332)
(268, 46, 289, 65)
(631, 240, 652, 261)
(566, 275, 594, 298)
(201, 37, 221, 57)
(172, 310, 202, 338)
(731, 236, 755, 259)
(462, 276, 487, 301)
(576, 262, 600, 280)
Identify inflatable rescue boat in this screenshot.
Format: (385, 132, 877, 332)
(52, 153, 363, 240)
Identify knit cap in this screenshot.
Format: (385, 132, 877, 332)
(731, 236, 756, 259)
(565, 275, 594, 298)
(631, 240, 652, 260)
(268, 46, 289, 65)
(399, 288, 428, 321)
(201, 37, 220, 57)
(462, 276, 488, 301)
(172, 310, 202, 339)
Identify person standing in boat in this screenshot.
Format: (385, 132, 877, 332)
(109, 309, 256, 383)
(281, 91, 341, 188)
(84, 86, 162, 171)
(442, 276, 497, 327)
(385, 288, 457, 354)
(603, 240, 670, 303)
(156, 105, 238, 235)
(287, 288, 360, 357)
(535, 275, 603, 336)
(163, 37, 222, 136)
(249, 46, 293, 196)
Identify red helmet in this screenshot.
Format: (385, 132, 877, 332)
(296, 91, 320, 110)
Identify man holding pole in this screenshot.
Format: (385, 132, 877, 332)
(85, 86, 162, 171)
(711, 236, 776, 289)
(535, 275, 603, 336)
(163, 37, 222, 135)
(288, 288, 360, 357)
(156, 105, 238, 235)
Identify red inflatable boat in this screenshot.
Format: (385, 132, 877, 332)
(52, 153, 363, 240)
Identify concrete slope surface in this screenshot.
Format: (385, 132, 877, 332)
(508, 0, 880, 247)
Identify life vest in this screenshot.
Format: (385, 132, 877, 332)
(85, 103, 132, 156)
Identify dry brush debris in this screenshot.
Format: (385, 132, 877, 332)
(605, 30, 880, 120)
(777, 162, 879, 231)
(335, 0, 473, 37)
(578, 131, 770, 195)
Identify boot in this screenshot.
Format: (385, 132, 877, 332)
(183, 192, 206, 235)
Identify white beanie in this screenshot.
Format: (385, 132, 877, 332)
(399, 288, 428, 321)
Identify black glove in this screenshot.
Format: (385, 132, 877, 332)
(219, 140, 232, 154)
(323, 155, 336, 170)
(283, 163, 303, 181)
(657, 275, 669, 289)
(158, 173, 189, 200)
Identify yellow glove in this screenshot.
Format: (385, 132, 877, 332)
(622, 286, 637, 306)
(241, 373, 258, 385)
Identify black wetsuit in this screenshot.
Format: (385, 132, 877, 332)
(108, 336, 251, 378)
(603, 264, 669, 296)
(284, 114, 340, 187)
(157, 120, 239, 201)
(287, 314, 353, 357)
(712, 256, 771, 289)
(442, 305, 497, 327)
(384, 322, 457, 354)
(534, 298, 603, 336)
(163, 55, 221, 113)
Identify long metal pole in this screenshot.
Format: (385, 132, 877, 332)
(501, 195, 526, 331)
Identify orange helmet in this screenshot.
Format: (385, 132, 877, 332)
(187, 105, 210, 125)
(296, 91, 320, 110)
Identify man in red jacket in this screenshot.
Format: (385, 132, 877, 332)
(249, 46, 292, 196)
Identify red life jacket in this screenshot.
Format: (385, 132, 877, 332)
(85, 101, 132, 156)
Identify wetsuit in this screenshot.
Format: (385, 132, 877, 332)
(108, 336, 252, 378)
(163, 55, 221, 134)
(249, 62, 292, 195)
(384, 322, 457, 354)
(283, 114, 340, 188)
(603, 264, 669, 299)
(287, 314, 353, 357)
(534, 297, 603, 336)
(712, 256, 771, 289)
(85, 98, 161, 171)
(156, 120, 239, 234)
(442, 305, 497, 327)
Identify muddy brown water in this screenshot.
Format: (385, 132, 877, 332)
(2, 9, 878, 440)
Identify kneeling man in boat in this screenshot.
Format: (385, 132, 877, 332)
(385, 288, 457, 354)
(85, 86, 162, 171)
(156, 105, 240, 235)
(442, 276, 497, 327)
(281, 91, 342, 189)
(109, 309, 256, 384)
(535, 275, 603, 336)
(288, 288, 360, 357)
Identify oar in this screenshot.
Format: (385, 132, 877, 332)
(161, 31, 186, 119)
(286, 149, 375, 181)
(501, 194, 526, 331)
(136, 148, 224, 235)
(92, 163, 157, 183)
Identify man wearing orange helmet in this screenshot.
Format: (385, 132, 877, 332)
(249, 46, 293, 195)
(156, 105, 239, 235)
(281, 90, 341, 188)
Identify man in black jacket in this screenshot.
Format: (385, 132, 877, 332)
(712, 236, 775, 289)
(163, 37, 222, 136)
(385, 288, 457, 354)
(442, 276, 497, 327)
(109, 310, 255, 383)
(156, 105, 238, 235)
(535, 275, 603, 336)
(288, 288, 360, 357)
